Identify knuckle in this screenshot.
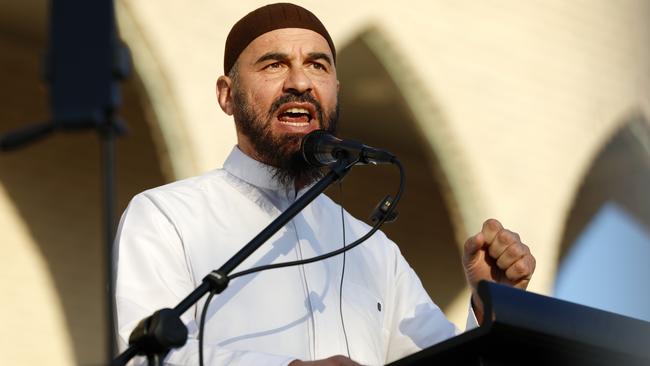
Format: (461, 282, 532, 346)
(514, 260, 528, 275)
(484, 218, 500, 231)
(501, 246, 521, 266)
(488, 243, 502, 258)
(511, 243, 526, 258)
(507, 262, 522, 278)
(496, 255, 508, 269)
(504, 246, 519, 261)
(497, 229, 512, 243)
(497, 256, 512, 271)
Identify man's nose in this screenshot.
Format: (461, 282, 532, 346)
(283, 66, 314, 94)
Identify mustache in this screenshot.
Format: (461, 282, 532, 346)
(267, 92, 324, 122)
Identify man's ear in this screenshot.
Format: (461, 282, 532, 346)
(216, 75, 234, 115)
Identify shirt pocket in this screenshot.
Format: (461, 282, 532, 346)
(342, 280, 387, 365)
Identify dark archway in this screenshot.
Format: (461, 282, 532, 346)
(0, 31, 167, 364)
(328, 29, 466, 311)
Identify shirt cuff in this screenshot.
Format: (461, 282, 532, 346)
(465, 300, 480, 331)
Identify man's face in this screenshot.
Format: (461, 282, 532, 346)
(218, 28, 339, 187)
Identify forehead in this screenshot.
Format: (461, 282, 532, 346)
(238, 28, 333, 63)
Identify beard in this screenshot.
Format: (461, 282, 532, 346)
(232, 89, 339, 189)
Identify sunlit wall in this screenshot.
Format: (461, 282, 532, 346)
(0, 0, 648, 364)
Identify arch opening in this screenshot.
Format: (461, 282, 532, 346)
(329, 28, 466, 312)
(555, 115, 650, 321)
(0, 29, 168, 364)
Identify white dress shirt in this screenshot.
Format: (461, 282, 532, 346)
(114, 146, 475, 365)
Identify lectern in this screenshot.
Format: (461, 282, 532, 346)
(389, 282, 650, 366)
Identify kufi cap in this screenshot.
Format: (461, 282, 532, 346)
(224, 3, 336, 74)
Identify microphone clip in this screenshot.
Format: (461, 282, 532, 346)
(370, 195, 399, 223)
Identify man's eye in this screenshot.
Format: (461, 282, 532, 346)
(265, 62, 283, 70)
(311, 62, 326, 70)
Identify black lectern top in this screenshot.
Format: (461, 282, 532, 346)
(388, 282, 650, 366)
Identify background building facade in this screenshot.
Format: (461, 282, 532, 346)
(1, 0, 648, 364)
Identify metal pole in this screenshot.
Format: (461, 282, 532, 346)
(101, 120, 117, 361)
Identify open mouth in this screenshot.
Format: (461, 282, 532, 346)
(276, 103, 316, 127)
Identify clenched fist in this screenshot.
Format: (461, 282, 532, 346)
(462, 219, 536, 323)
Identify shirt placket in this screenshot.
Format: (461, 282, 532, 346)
(277, 190, 317, 361)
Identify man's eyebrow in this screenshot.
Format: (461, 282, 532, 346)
(254, 51, 333, 66)
(307, 52, 332, 65)
(254, 52, 289, 64)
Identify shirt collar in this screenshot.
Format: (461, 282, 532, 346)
(223, 146, 292, 193)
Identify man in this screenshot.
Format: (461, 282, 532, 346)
(114, 3, 536, 365)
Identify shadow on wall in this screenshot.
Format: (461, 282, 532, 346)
(328, 27, 466, 311)
(0, 33, 166, 364)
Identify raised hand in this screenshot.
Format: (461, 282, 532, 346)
(462, 219, 536, 323)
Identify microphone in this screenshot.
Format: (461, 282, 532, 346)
(301, 129, 396, 167)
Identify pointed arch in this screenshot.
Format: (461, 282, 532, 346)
(0, 26, 168, 364)
(349, 25, 488, 244)
(558, 113, 650, 260)
(331, 25, 471, 315)
(555, 113, 650, 320)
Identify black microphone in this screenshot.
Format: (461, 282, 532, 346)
(301, 129, 396, 167)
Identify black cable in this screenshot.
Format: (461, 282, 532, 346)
(199, 291, 215, 366)
(196, 158, 405, 364)
(228, 158, 404, 280)
(228, 159, 406, 280)
(338, 182, 351, 358)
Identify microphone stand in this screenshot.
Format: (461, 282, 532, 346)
(0, 2, 131, 361)
(112, 157, 356, 366)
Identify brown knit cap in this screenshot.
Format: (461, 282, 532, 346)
(224, 3, 336, 75)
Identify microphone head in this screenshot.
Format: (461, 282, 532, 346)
(301, 129, 394, 167)
(301, 129, 344, 167)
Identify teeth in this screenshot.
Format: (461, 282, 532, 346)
(286, 108, 309, 114)
(280, 121, 309, 127)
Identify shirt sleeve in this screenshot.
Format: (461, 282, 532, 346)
(113, 194, 297, 366)
(466, 302, 480, 330)
(381, 237, 483, 364)
(382, 241, 459, 364)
